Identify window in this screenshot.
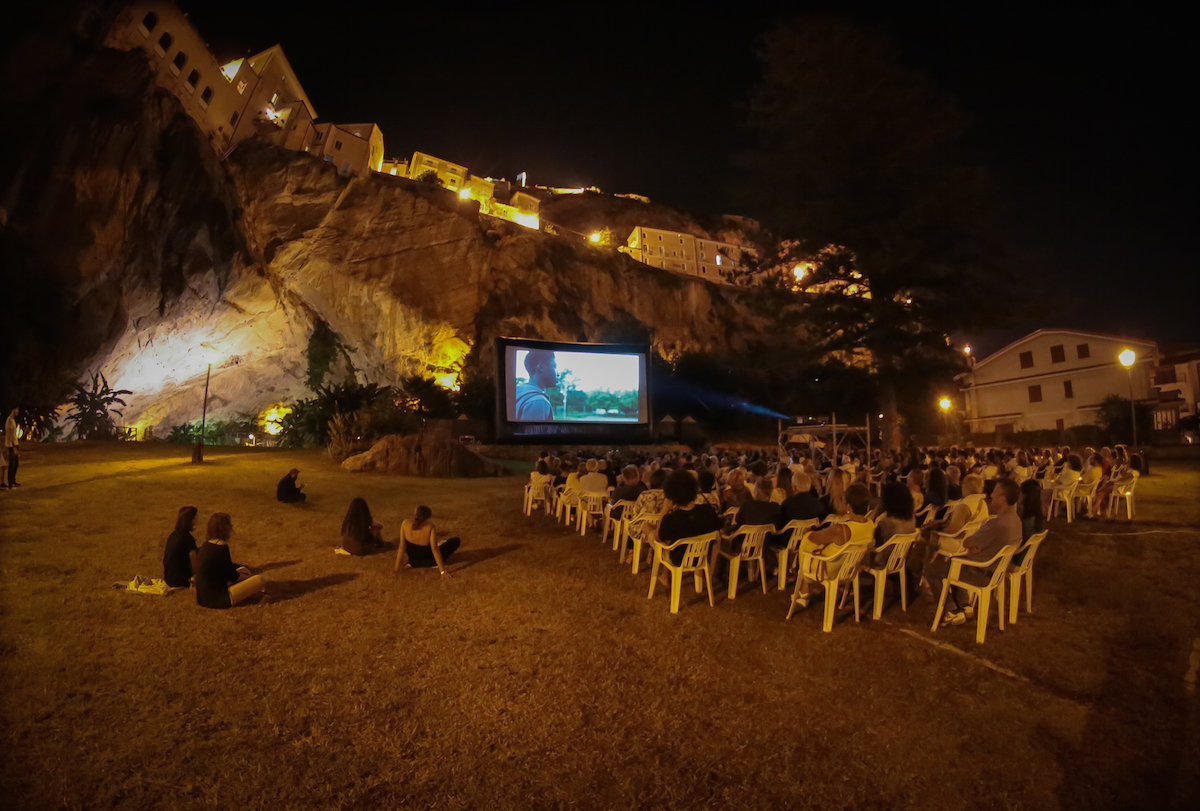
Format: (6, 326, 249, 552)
(341, 162, 350, 174)
(334, 140, 343, 150)
(1019, 351, 1034, 369)
(314, 131, 323, 141)
(1056, 418, 1065, 431)
(155, 32, 172, 56)
(270, 92, 280, 106)
(1155, 410, 1177, 430)
(1063, 380, 1074, 399)
(1077, 343, 1090, 359)
(170, 50, 187, 75)
(658, 235, 663, 241)
(1028, 384, 1043, 403)
(199, 87, 213, 108)
(390, 168, 397, 175)
(229, 111, 239, 126)
(1050, 344, 1066, 363)
(138, 12, 158, 36)
(236, 80, 247, 95)
(185, 69, 199, 90)
(1155, 367, 1178, 386)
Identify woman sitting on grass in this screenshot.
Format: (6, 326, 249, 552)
(395, 506, 459, 578)
(193, 513, 265, 608)
(340, 498, 386, 556)
(162, 505, 199, 588)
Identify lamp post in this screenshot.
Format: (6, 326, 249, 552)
(1118, 349, 1137, 448)
(938, 396, 952, 441)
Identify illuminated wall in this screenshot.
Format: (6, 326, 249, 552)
(311, 122, 385, 176)
(625, 226, 750, 283)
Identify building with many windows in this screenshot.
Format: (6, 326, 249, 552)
(622, 226, 752, 283)
(104, 3, 318, 157)
(956, 330, 1159, 434)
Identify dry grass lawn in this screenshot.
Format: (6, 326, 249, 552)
(1, 442, 1198, 810)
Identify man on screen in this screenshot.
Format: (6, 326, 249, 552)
(515, 350, 558, 421)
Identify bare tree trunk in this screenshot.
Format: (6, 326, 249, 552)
(880, 379, 903, 451)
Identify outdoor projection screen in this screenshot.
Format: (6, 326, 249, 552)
(494, 338, 652, 442)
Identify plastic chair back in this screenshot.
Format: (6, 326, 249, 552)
(780, 519, 819, 552)
(730, 524, 773, 559)
(1013, 531, 1047, 576)
(984, 545, 1019, 589)
(677, 532, 720, 569)
(828, 543, 869, 583)
(877, 531, 918, 575)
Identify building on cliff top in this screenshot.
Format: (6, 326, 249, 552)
(309, 123, 384, 176)
(622, 226, 754, 285)
(380, 150, 541, 230)
(104, 2, 321, 157)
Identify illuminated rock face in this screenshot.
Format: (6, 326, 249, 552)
(2, 42, 796, 434)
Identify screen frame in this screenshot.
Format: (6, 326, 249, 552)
(494, 337, 654, 444)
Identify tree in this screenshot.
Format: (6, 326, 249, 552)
(739, 17, 1008, 448)
(66, 373, 131, 439)
(415, 170, 444, 187)
(1095, 395, 1153, 444)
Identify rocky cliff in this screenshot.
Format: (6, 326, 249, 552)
(0, 26, 804, 433)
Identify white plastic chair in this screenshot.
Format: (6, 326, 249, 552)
(1107, 474, 1139, 519)
(934, 518, 986, 557)
(865, 531, 918, 620)
(1048, 479, 1078, 522)
(647, 531, 719, 613)
(772, 519, 820, 591)
(718, 524, 774, 599)
(524, 480, 551, 516)
(603, 500, 636, 547)
(1007, 530, 1048, 624)
(621, 512, 664, 574)
(576, 492, 608, 536)
(788, 542, 870, 632)
(1072, 477, 1100, 518)
(914, 504, 938, 528)
(930, 544, 1019, 644)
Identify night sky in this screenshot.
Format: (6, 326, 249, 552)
(22, 2, 1200, 356)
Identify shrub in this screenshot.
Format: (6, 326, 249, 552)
(66, 374, 131, 440)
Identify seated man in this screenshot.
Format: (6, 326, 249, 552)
(579, 459, 610, 493)
(735, 478, 783, 531)
(924, 478, 1022, 626)
(780, 472, 823, 523)
(609, 465, 647, 523)
(277, 468, 306, 503)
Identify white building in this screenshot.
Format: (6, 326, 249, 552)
(1154, 346, 1200, 430)
(622, 226, 752, 283)
(957, 330, 1158, 434)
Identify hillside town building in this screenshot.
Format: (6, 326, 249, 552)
(310, 123, 385, 176)
(1153, 346, 1200, 431)
(621, 227, 753, 283)
(956, 330, 1159, 433)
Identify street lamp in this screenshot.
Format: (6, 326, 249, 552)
(938, 397, 952, 412)
(1118, 349, 1137, 447)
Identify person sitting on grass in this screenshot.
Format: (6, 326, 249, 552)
(162, 506, 199, 588)
(340, 498, 385, 556)
(924, 478, 1022, 626)
(193, 513, 265, 609)
(395, 506, 459, 578)
(656, 469, 722, 583)
(276, 468, 306, 503)
(793, 483, 876, 606)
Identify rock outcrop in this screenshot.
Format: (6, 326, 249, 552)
(1, 28, 807, 433)
(342, 432, 510, 478)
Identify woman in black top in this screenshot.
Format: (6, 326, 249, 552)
(193, 513, 265, 608)
(162, 506, 199, 588)
(657, 470, 722, 570)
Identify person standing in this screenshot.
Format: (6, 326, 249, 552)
(3, 407, 19, 488)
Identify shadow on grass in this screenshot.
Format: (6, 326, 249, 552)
(267, 573, 358, 602)
(256, 559, 302, 573)
(451, 544, 525, 573)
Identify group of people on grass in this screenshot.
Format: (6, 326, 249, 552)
(162, 469, 462, 608)
(529, 441, 1142, 625)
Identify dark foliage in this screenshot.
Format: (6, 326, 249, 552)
(305, 320, 341, 391)
(65, 373, 131, 440)
(1095, 395, 1154, 444)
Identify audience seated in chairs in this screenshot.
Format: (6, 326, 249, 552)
(924, 478, 1022, 626)
(874, 482, 916, 567)
(793, 483, 875, 606)
(656, 470, 723, 583)
(781, 471, 823, 523)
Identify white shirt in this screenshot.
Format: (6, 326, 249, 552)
(3, 415, 16, 448)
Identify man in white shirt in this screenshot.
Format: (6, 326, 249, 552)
(3, 407, 19, 488)
(579, 459, 609, 493)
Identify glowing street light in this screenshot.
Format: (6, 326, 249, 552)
(1118, 349, 1138, 447)
(458, 188, 472, 200)
(589, 232, 602, 243)
(963, 345, 972, 355)
(938, 397, 952, 411)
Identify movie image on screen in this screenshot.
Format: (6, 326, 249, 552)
(506, 346, 646, 424)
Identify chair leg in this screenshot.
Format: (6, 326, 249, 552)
(823, 581, 837, 632)
(1009, 573, 1021, 625)
(997, 581, 1006, 632)
(1025, 570, 1034, 613)
(873, 571, 885, 620)
(727, 558, 741, 600)
(670, 570, 682, 613)
(631, 538, 642, 574)
(759, 558, 769, 594)
(899, 568, 908, 612)
(976, 590, 990, 644)
(931, 581, 951, 632)
(777, 550, 789, 591)
(704, 565, 715, 607)
(647, 554, 659, 599)
(853, 577, 861, 623)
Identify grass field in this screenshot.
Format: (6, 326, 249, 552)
(1, 442, 1198, 810)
